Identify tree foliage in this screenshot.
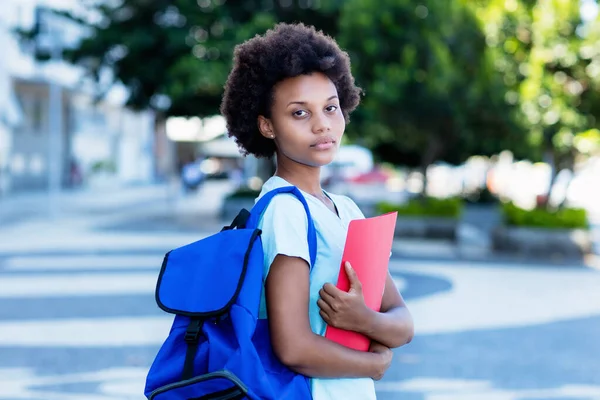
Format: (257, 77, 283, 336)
(19, 0, 600, 172)
(473, 0, 598, 164)
(35, 0, 342, 116)
(338, 0, 530, 168)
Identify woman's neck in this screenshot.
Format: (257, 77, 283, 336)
(274, 159, 323, 196)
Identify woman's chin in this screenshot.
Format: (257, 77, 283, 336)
(283, 152, 337, 168)
(309, 155, 336, 168)
(313, 150, 338, 166)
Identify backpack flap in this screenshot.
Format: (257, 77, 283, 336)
(155, 228, 262, 317)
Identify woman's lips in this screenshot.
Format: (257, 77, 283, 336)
(311, 141, 335, 150)
(311, 136, 336, 150)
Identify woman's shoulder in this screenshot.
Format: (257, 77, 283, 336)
(259, 193, 307, 217)
(257, 177, 307, 206)
(257, 190, 309, 231)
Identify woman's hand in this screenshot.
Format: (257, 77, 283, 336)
(318, 262, 372, 333)
(368, 341, 393, 380)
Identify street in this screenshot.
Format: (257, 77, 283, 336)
(1, 183, 600, 400)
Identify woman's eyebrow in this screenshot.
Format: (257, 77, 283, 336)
(286, 95, 338, 107)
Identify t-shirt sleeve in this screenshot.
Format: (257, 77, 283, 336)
(258, 194, 311, 274)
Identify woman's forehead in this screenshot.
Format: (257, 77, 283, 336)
(273, 73, 338, 103)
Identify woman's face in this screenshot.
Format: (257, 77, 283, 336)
(259, 72, 345, 168)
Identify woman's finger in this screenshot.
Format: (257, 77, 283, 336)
(317, 298, 334, 314)
(322, 282, 343, 298)
(319, 310, 331, 323)
(319, 287, 338, 304)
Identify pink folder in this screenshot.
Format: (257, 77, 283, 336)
(324, 212, 397, 351)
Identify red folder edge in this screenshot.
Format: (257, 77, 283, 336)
(324, 211, 397, 352)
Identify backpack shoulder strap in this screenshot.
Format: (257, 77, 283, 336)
(246, 186, 317, 268)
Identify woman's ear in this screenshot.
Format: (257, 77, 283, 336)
(258, 116, 275, 140)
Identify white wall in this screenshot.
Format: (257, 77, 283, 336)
(117, 109, 155, 184)
(70, 94, 155, 185)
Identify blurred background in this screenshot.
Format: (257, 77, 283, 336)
(1, 0, 600, 399)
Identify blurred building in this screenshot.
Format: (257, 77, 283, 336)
(10, 77, 71, 191)
(0, 0, 159, 195)
(0, 13, 23, 196)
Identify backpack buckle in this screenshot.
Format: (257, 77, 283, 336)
(184, 319, 203, 343)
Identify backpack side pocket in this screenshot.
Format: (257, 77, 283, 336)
(148, 370, 247, 400)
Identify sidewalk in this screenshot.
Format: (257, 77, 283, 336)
(0, 182, 177, 226)
(0, 180, 235, 256)
(0, 181, 597, 269)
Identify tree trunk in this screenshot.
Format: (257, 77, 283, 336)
(557, 170, 575, 209)
(419, 135, 443, 198)
(542, 147, 575, 210)
(556, 150, 576, 209)
(540, 147, 556, 209)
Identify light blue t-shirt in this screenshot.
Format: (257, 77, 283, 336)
(256, 176, 377, 400)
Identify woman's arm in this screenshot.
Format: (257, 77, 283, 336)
(266, 255, 392, 379)
(318, 263, 414, 349)
(358, 273, 414, 348)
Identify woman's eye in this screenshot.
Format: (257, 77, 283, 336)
(326, 105, 338, 112)
(293, 110, 308, 117)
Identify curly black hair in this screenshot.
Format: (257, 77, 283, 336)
(220, 23, 362, 158)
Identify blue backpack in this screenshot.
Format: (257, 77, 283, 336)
(145, 186, 316, 400)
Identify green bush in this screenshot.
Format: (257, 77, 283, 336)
(90, 160, 116, 174)
(376, 197, 463, 218)
(501, 202, 588, 229)
(225, 186, 261, 200)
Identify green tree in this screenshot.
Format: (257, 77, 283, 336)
(337, 0, 529, 181)
(579, 8, 600, 130)
(474, 0, 598, 206)
(22, 0, 343, 117)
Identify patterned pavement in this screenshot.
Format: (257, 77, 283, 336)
(1, 181, 599, 400)
(1, 242, 600, 400)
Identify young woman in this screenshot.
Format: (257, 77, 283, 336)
(221, 23, 414, 399)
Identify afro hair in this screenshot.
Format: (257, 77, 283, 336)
(220, 23, 361, 158)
